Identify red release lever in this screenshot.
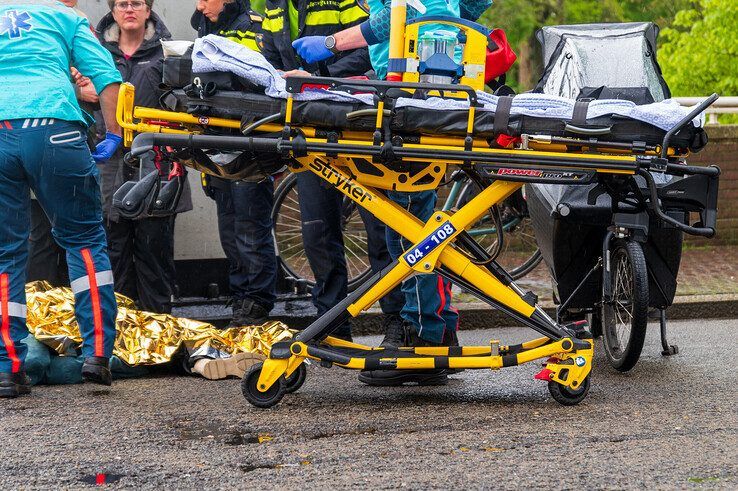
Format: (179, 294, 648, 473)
(534, 368, 554, 381)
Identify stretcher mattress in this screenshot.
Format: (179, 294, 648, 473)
(165, 34, 707, 151)
(164, 88, 707, 152)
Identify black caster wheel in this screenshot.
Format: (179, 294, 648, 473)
(283, 363, 307, 394)
(548, 376, 590, 406)
(241, 362, 285, 408)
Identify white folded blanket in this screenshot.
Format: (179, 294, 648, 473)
(192, 35, 374, 105)
(192, 35, 703, 132)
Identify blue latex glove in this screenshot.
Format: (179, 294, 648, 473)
(292, 36, 333, 64)
(91, 132, 123, 163)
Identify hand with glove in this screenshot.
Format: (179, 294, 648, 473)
(91, 132, 123, 163)
(292, 36, 335, 64)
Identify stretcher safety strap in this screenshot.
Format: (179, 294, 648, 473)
(493, 95, 513, 134)
(572, 100, 590, 126)
(0, 302, 27, 319)
(70, 270, 114, 295)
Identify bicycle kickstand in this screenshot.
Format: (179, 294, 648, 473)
(659, 309, 679, 356)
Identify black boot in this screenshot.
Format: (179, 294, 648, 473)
(228, 299, 269, 328)
(0, 371, 31, 399)
(379, 314, 407, 349)
(359, 325, 448, 386)
(81, 356, 112, 386)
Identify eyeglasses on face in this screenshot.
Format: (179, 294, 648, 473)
(114, 1, 146, 11)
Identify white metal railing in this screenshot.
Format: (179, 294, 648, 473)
(675, 96, 738, 125)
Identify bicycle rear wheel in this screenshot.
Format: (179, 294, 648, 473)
(272, 173, 372, 292)
(455, 181, 542, 280)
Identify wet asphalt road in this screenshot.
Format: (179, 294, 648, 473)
(1, 318, 736, 489)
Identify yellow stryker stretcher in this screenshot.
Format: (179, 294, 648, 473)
(116, 6, 720, 408)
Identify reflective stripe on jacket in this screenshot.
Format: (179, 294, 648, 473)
(190, 0, 264, 52)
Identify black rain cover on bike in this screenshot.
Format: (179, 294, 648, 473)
(528, 22, 682, 310)
(525, 179, 683, 310)
(534, 22, 671, 104)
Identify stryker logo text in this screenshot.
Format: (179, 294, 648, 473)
(309, 159, 373, 204)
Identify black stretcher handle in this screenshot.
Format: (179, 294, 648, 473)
(660, 161, 721, 178)
(564, 124, 612, 136)
(129, 132, 281, 157)
(661, 93, 719, 158)
(283, 76, 480, 107)
(638, 168, 716, 237)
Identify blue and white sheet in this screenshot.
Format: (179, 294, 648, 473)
(192, 35, 704, 132)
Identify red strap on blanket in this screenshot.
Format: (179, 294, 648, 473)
(496, 134, 520, 148)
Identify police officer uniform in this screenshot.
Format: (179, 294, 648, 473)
(192, 0, 278, 326)
(262, 0, 404, 341)
(0, 0, 122, 396)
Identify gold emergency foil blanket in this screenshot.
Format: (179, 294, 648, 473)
(24, 281, 294, 365)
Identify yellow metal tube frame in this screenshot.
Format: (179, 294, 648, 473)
(255, 155, 594, 393)
(116, 83, 608, 397)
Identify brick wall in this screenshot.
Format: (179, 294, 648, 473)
(687, 125, 738, 245)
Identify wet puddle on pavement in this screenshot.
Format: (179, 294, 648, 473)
(306, 427, 377, 440)
(174, 420, 271, 446)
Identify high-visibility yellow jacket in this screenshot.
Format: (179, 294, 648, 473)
(261, 0, 372, 77)
(190, 0, 264, 52)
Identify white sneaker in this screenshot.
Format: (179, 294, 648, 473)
(192, 352, 265, 380)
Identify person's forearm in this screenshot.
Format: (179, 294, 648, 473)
(334, 25, 368, 51)
(98, 83, 121, 136)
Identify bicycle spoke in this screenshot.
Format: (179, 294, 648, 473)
(278, 213, 302, 224)
(343, 233, 369, 256)
(279, 202, 302, 216)
(344, 241, 370, 269)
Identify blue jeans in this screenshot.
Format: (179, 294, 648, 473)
(296, 172, 404, 339)
(213, 178, 276, 311)
(0, 119, 118, 373)
(386, 190, 459, 343)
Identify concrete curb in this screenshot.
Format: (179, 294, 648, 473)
(173, 293, 738, 334)
(348, 293, 738, 335)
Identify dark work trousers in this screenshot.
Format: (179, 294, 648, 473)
(386, 190, 459, 343)
(27, 199, 69, 286)
(296, 171, 404, 339)
(212, 178, 277, 312)
(0, 120, 117, 372)
(105, 215, 176, 314)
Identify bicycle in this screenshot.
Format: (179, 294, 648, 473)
(272, 171, 542, 292)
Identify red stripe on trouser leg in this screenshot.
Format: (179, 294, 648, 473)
(0, 274, 21, 373)
(435, 275, 449, 343)
(81, 249, 104, 357)
(436, 275, 447, 317)
(446, 280, 459, 330)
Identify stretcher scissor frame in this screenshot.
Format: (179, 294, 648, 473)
(118, 70, 719, 408)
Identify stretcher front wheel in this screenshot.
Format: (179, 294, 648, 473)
(601, 240, 648, 372)
(283, 363, 307, 394)
(548, 376, 590, 406)
(241, 362, 285, 408)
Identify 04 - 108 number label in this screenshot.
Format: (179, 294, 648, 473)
(404, 222, 457, 266)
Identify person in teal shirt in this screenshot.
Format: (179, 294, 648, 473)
(0, 0, 124, 398)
